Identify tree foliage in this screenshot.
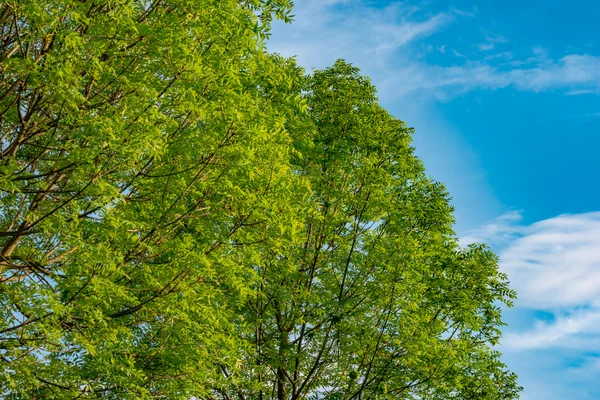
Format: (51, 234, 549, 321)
(226, 61, 521, 400)
(0, 1, 521, 399)
(0, 0, 304, 398)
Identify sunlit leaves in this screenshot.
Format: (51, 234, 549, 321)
(0, 1, 518, 399)
(1, 0, 300, 398)
(230, 61, 521, 399)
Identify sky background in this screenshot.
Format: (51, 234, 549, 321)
(268, 1, 600, 398)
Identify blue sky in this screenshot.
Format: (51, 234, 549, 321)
(269, 1, 600, 398)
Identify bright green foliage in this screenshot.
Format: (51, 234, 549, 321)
(0, 0, 304, 398)
(0, 1, 521, 399)
(230, 61, 521, 400)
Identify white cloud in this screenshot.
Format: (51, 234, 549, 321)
(568, 356, 600, 377)
(476, 34, 509, 51)
(500, 212, 600, 309)
(374, 13, 453, 51)
(477, 43, 495, 51)
(483, 51, 513, 61)
(449, 7, 478, 18)
(462, 212, 600, 351)
(269, 1, 451, 71)
(512, 54, 600, 91)
(503, 309, 600, 350)
(270, 1, 600, 101)
(379, 54, 600, 100)
(459, 210, 523, 247)
(463, 211, 600, 309)
(568, 89, 599, 96)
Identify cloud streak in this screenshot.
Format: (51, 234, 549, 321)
(374, 13, 453, 51)
(379, 54, 600, 101)
(462, 211, 600, 351)
(504, 309, 600, 350)
(503, 212, 600, 309)
(476, 34, 509, 51)
(269, 1, 451, 71)
(270, 1, 600, 101)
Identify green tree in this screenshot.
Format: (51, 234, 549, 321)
(0, 0, 521, 398)
(0, 0, 305, 398)
(228, 61, 521, 400)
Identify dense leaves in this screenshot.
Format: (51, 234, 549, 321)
(0, 0, 303, 398)
(227, 61, 521, 400)
(0, 1, 521, 399)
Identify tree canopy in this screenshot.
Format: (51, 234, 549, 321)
(0, 1, 521, 399)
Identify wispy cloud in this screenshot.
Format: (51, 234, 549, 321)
(381, 53, 600, 100)
(463, 211, 600, 308)
(476, 34, 509, 51)
(459, 210, 523, 247)
(500, 212, 600, 309)
(270, 1, 600, 101)
(483, 51, 513, 61)
(374, 13, 452, 50)
(269, 1, 452, 70)
(504, 309, 600, 350)
(449, 7, 478, 18)
(567, 89, 599, 95)
(462, 211, 600, 351)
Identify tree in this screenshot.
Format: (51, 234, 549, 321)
(226, 61, 521, 400)
(0, 0, 305, 398)
(0, 1, 521, 398)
